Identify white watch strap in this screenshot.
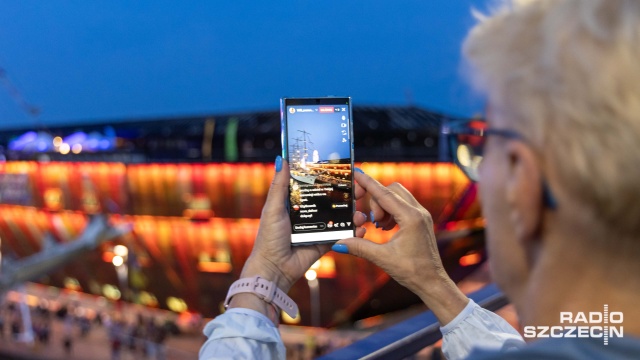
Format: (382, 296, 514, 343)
(224, 276, 298, 318)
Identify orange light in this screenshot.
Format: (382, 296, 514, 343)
(102, 251, 115, 263)
(197, 262, 232, 273)
(359, 315, 384, 328)
(459, 251, 482, 267)
(44, 188, 64, 211)
(314, 255, 337, 278)
(63, 277, 82, 291)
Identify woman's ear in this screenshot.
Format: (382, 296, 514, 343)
(505, 141, 544, 244)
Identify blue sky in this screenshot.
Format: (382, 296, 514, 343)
(287, 105, 351, 161)
(0, 1, 488, 130)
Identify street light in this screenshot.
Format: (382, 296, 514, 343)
(305, 269, 317, 281)
(112, 255, 124, 267)
(112, 246, 129, 300)
(305, 269, 320, 327)
(114, 245, 128, 257)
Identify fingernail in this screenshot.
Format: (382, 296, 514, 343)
(362, 212, 368, 222)
(331, 244, 349, 254)
(354, 167, 364, 174)
(370, 211, 375, 223)
(375, 222, 380, 229)
(275, 155, 283, 172)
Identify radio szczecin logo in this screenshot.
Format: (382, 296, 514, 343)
(524, 305, 623, 345)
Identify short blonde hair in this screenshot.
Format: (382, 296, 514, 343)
(463, 0, 640, 242)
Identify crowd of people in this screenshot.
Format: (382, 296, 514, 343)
(106, 312, 169, 360)
(0, 299, 173, 360)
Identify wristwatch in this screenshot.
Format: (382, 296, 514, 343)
(224, 276, 299, 318)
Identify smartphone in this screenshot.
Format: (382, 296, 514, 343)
(281, 97, 355, 245)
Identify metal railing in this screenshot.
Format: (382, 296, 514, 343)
(318, 283, 508, 360)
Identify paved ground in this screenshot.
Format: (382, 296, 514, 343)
(0, 317, 202, 360)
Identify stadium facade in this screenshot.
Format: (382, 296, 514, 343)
(0, 106, 484, 327)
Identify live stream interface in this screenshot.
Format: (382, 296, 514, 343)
(286, 103, 354, 244)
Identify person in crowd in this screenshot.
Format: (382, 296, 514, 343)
(33, 300, 51, 345)
(9, 303, 21, 341)
(107, 313, 125, 360)
(0, 304, 5, 339)
(33, 316, 50, 345)
(200, 0, 640, 359)
(62, 313, 73, 355)
(145, 317, 168, 360)
(129, 313, 146, 355)
(79, 314, 91, 337)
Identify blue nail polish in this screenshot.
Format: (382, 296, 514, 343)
(370, 211, 375, 223)
(362, 212, 368, 222)
(332, 244, 349, 254)
(375, 221, 380, 229)
(354, 167, 364, 174)
(275, 156, 283, 172)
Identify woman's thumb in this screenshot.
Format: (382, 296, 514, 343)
(331, 238, 381, 264)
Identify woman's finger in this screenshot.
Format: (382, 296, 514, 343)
(369, 197, 396, 229)
(354, 172, 414, 224)
(262, 156, 290, 216)
(354, 181, 367, 200)
(387, 182, 421, 207)
(375, 182, 422, 230)
(370, 182, 419, 230)
(353, 211, 368, 227)
(355, 226, 367, 238)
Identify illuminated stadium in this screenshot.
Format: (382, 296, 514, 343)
(0, 106, 486, 330)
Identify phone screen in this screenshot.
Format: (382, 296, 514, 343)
(281, 97, 355, 245)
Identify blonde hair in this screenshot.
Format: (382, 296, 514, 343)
(463, 0, 640, 242)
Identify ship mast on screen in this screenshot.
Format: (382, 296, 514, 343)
(289, 130, 351, 188)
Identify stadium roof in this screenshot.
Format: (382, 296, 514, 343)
(0, 105, 465, 162)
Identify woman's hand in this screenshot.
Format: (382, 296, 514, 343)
(332, 170, 468, 325)
(232, 158, 369, 321)
(241, 156, 365, 293)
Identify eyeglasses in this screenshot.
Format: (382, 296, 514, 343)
(443, 119, 522, 182)
(443, 119, 557, 209)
